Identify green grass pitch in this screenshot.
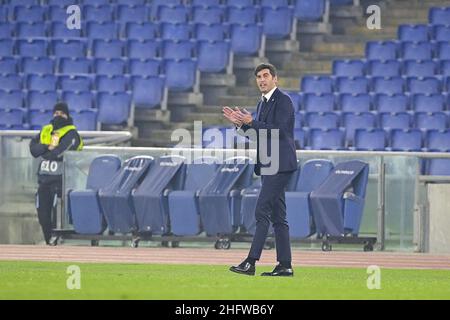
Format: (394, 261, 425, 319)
(0, 261, 449, 299)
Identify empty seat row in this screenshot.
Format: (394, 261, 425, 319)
(300, 76, 450, 95)
(366, 41, 450, 61)
(332, 59, 450, 77)
(398, 24, 450, 42)
(287, 92, 450, 113)
(293, 128, 450, 152)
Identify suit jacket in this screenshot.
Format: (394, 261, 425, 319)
(239, 88, 297, 176)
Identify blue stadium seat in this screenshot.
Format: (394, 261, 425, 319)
(390, 129, 423, 151)
(425, 159, 450, 175)
(116, 0, 146, 4)
(433, 25, 450, 42)
(404, 60, 437, 77)
(426, 129, 450, 151)
(0, 39, 14, 57)
(354, 128, 387, 151)
(192, 0, 221, 5)
(227, 6, 259, 25)
(17, 39, 47, 57)
(301, 76, 334, 94)
(161, 22, 191, 41)
(333, 60, 365, 77)
(230, 24, 262, 56)
(0, 23, 13, 38)
(50, 21, 83, 39)
(59, 75, 93, 92)
(192, 5, 224, 24)
(336, 76, 369, 94)
(407, 77, 441, 94)
(99, 156, 154, 234)
(372, 76, 405, 94)
(199, 156, 254, 235)
(415, 112, 447, 131)
(84, 5, 113, 22)
(329, 0, 355, 5)
(68, 155, 122, 234)
(368, 60, 402, 77)
(125, 22, 158, 40)
(27, 74, 57, 92)
(343, 112, 377, 145)
(0, 58, 17, 74)
(446, 77, 450, 91)
(0, 7, 8, 22)
(442, 61, 450, 77)
(28, 91, 59, 112)
(294, 128, 307, 148)
(0, 109, 25, 129)
(48, 5, 68, 22)
(339, 93, 371, 112)
(398, 24, 430, 42)
(305, 112, 339, 130)
(437, 42, 450, 60)
(195, 23, 228, 41)
(87, 21, 118, 40)
(295, 0, 326, 22)
(117, 5, 149, 24)
(261, 6, 294, 39)
(128, 58, 161, 77)
(309, 128, 345, 150)
(62, 91, 95, 112)
(412, 93, 445, 112)
(52, 39, 87, 58)
(21, 57, 55, 74)
(169, 159, 219, 236)
(0, 75, 22, 91)
(197, 40, 231, 73)
(157, 5, 190, 23)
(429, 7, 450, 25)
(303, 93, 334, 112)
(13, 5, 45, 22)
(226, 0, 254, 7)
(47, 0, 75, 5)
(310, 160, 369, 236)
(0, 90, 24, 111)
(162, 40, 195, 60)
(131, 76, 165, 109)
(380, 112, 411, 130)
(401, 41, 433, 60)
(97, 92, 131, 125)
(374, 93, 408, 113)
(286, 159, 334, 238)
(92, 39, 124, 59)
(285, 91, 302, 112)
(96, 75, 128, 94)
(366, 41, 399, 60)
(94, 58, 127, 76)
(29, 110, 53, 129)
(164, 59, 197, 91)
(17, 21, 47, 38)
(132, 155, 186, 234)
(59, 57, 92, 74)
(127, 39, 160, 59)
(71, 110, 98, 131)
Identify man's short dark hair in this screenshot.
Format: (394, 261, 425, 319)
(254, 63, 277, 77)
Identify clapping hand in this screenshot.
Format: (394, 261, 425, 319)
(223, 106, 253, 127)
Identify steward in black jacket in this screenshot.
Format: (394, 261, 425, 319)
(29, 102, 83, 244)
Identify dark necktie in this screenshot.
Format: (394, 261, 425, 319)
(258, 97, 268, 121)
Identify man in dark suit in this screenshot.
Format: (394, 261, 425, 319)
(223, 63, 297, 276)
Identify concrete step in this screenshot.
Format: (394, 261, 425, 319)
(280, 59, 332, 75)
(311, 41, 365, 56)
(217, 95, 259, 107)
(382, 7, 430, 19)
(184, 112, 227, 126)
(228, 86, 260, 96)
(343, 25, 398, 38)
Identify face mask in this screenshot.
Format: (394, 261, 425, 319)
(51, 116, 68, 130)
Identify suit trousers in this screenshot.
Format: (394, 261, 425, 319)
(36, 180, 61, 244)
(248, 171, 294, 263)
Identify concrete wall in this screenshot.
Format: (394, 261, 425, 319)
(427, 184, 450, 254)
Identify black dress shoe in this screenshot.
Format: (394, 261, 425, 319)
(229, 262, 255, 276)
(261, 264, 294, 277)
